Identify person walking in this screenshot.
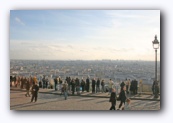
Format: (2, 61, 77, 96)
(101, 80, 105, 93)
(120, 81, 125, 91)
(31, 82, 39, 102)
(117, 86, 127, 110)
(109, 88, 117, 110)
(25, 79, 30, 97)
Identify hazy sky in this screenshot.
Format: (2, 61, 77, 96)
(10, 10, 160, 61)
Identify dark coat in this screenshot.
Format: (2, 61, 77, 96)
(31, 84, 39, 94)
(96, 79, 100, 86)
(26, 81, 30, 90)
(92, 80, 96, 86)
(120, 82, 125, 88)
(75, 78, 80, 86)
(101, 81, 105, 86)
(86, 78, 90, 86)
(109, 92, 117, 102)
(54, 78, 57, 84)
(119, 90, 126, 102)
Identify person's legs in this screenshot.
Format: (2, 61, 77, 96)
(110, 101, 115, 110)
(35, 93, 38, 102)
(119, 101, 125, 109)
(64, 91, 67, 100)
(119, 101, 123, 109)
(31, 93, 34, 102)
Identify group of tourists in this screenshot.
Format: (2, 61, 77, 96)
(10, 75, 144, 107)
(109, 86, 131, 110)
(54, 77, 107, 95)
(10, 75, 39, 102)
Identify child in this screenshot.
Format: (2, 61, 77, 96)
(109, 88, 117, 110)
(122, 98, 131, 110)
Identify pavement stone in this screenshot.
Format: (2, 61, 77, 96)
(10, 88, 160, 111)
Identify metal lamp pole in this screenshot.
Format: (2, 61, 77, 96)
(152, 35, 159, 98)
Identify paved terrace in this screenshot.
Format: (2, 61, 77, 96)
(10, 87, 160, 110)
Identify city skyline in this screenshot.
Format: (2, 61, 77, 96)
(10, 10, 160, 61)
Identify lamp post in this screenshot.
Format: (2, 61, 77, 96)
(152, 35, 159, 98)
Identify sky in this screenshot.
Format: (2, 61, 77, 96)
(10, 10, 160, 61)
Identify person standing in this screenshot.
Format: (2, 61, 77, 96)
(92, 78, 96, 93)
(71, 78, 76, 95)
(20, 76, 24, 89)
(42, 77, 46, 89)
(120, 81, 125, 91)
(31, 82, 39, 102)
(13, 76, 16, 87)
(75, 78, 80, 95)
(81, 78, 85, 92)
(86, 77, 90, 92)
(59, 77, 62, 91)
(25, 79, 30, 97)
(63, 82, 68, 100)
(125, 79, 129, 94)
(118, 86, 127, 110)
(67, 77, 71, 91)
(101, 80, 105, 93)
(108, 79, 113, 95)
(139, 79, 143, 95)
(10, 76, 13, 87)
(45, 79, 48, 89)
(134, 79, 138, 94)
(96, 78, 100, 93)
(54, 77, 57, 91)
(109, 88, 117, 110)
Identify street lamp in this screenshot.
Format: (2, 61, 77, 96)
(152, 35, 159, 98)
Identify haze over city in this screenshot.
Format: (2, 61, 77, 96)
(10, 10, 160, 61)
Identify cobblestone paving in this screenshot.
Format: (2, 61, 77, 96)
(10, 90, 160, 111)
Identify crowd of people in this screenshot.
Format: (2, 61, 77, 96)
(10, 75, 151, 109)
